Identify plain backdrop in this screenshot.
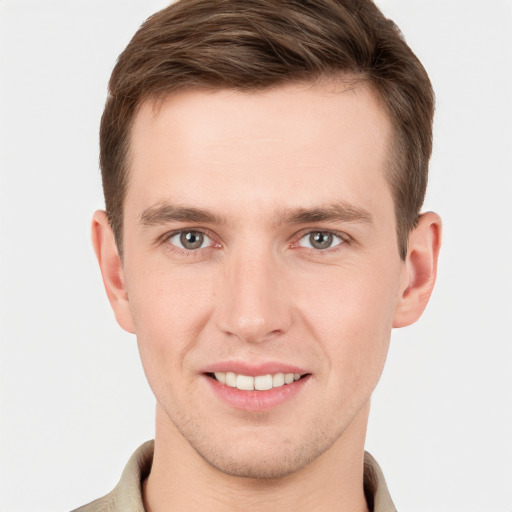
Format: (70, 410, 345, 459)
(1, 1, 511, 511)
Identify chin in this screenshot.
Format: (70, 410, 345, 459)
(189, 429, 337, 480)
(202, 448, 314, 479)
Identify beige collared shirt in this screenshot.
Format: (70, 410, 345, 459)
(72, 441, 396, 512)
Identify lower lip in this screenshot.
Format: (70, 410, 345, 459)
(204, 374, 310, 412)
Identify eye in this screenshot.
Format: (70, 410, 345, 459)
(297, 231, 344, 250)
(167, 230, 214, 250)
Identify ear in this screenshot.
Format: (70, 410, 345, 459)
(91, 210, 135, 333)
(393, 212, 442, 328)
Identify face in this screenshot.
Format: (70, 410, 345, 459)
(115, 82, 410, 478)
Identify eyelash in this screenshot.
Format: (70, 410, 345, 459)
(160, 228, 350, 256)
(291, 229, 350, 254)
(160, 228, 218, 257)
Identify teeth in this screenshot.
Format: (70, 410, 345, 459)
(272, 373, 285, 387)
(225, 372, 236, 387)
(254, 374, 272, 390)
(213, 371, 303, 390)
(237, 374, 254, 391)
(284, 373, 294, 384)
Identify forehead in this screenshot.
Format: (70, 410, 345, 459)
(125, 81, 393, 222)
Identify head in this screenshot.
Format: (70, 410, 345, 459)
(100, 0, 434, 261)
(92, 0, 441, 481)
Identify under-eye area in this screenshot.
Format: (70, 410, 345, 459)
(207, 372, 311, 391)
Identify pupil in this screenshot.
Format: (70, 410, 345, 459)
(181, 231, 203, 249)
(311, 232, 332, 249)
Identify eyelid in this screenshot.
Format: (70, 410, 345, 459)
(160, 228, 220, 250)
(290, 228, 351, 250)
(158, 227, 351, 253)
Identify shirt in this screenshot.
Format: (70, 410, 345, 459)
(72, 440, 396, 512)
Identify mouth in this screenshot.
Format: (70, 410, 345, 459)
(207, 371, 308, 391)
(203, 366, 311, 411)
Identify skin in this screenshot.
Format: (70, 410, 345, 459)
(92, 81, 441, 512)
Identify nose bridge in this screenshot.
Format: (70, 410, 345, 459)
(216, 242, 291, 343)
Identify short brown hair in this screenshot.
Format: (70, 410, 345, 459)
(100, 0, 434, 259)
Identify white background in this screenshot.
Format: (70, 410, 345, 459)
(1, 1, 511, 511)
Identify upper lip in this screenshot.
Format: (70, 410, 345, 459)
(202, 361, 308, 376)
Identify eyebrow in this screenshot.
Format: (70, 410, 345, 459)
(139, 201, 373, 227)
(140, 203, 227, 226)
(277, 203, 373, 225)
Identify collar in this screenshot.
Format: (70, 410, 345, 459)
(74, 440, 396, 512)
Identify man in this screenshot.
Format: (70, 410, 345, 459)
(77, 0, 441, 510)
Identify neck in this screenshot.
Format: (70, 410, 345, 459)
(143, 403, 370, 512)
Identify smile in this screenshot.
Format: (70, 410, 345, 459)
(213, 372, 302, 391)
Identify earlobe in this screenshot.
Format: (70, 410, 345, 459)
(393, 212, 442, 328)
(91, 210, 135, 334)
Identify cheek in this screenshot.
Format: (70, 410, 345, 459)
(125, 262, 216, 378)
(296, 260, 401, 384)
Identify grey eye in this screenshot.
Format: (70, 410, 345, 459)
(298, 231, 343, 250)
(181, 231, 204, 249)
(168, 231, 211, 250)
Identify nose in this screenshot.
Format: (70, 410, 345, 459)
(214, 246, 292, 344)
